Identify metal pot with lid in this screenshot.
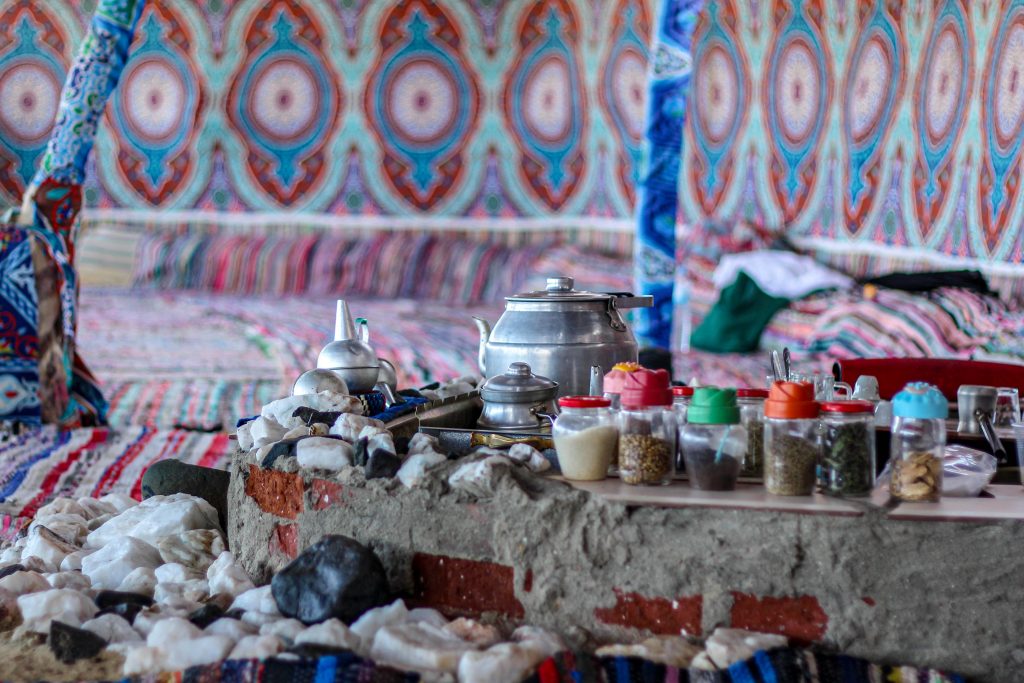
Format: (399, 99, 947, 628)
(474, 276, 652, 398)
(477, 362, 559, 432)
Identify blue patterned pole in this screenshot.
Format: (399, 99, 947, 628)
(633, 0, 703, 348)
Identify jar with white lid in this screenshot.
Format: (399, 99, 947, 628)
(552, 396, 617, 481)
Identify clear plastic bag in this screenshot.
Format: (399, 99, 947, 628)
(876, 445, 997, 498)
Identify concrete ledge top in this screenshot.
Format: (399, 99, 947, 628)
(565, 479, 1024, 523)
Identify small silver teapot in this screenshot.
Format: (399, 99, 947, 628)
(477, 362, 559, 432)
(316, 300, 379, 393)
(475, 276, 651, 398)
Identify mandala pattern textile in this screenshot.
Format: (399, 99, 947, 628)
(680, 0, 1024, 283)
(0, 0, 654, 240)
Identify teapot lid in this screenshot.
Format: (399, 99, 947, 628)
(508, 276, 610, 302)
(481, 362, 559, 403)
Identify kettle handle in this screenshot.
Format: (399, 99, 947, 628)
(606, 292, 654, 309)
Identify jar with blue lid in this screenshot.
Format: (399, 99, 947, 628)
(890, 382, 948, 502)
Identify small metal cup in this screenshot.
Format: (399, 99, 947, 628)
(957, 385, 998, 434)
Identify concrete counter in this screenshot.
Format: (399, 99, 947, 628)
(228, 452, 1024, 682)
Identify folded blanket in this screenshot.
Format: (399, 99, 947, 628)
(712, 250, 854, 300)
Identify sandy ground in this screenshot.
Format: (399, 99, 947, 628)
(0, 629, 125, 683)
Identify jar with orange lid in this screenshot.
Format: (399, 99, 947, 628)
(618, 368, 675, 486)
(763, 381, 820, 496)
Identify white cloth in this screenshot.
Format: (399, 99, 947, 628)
(711, 250, 854, 299)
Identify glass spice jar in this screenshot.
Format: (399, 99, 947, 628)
(618, 369, 675, 486)
(552, 396, 618, 481)
(763, 381, 820, 496)
(819, 400, 876, 496)
(680, 388, 747, 490)
(890, 382, 948, 502)
(736, 388, 768, 479)
(672, 385, 694, 471)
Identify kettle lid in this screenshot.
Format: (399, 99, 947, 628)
(508, 276, 610, 302)
(481, 362, 559, 403)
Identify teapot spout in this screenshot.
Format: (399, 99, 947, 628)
(472, 316, 491, 377)
(334, 300, 357, 342)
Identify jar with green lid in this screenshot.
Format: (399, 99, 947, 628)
(890, 382, 947, 502)
(819, 400, 876, 496)
(618, 369, 675, 486)
(736, 388, 768, 478)
(763, 381, 820, 496)
(680, 388, 747, 490)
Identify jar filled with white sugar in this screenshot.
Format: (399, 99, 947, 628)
(552, 396, 618, 481)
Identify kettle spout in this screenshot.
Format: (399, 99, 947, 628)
(472, 316, 490, 377)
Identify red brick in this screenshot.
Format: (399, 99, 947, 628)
(594, 589, 702, 636)
(310, 479, 348, 511)
(410, 553, 525, 619)
(861, 597, 876, 607)
(245, 464, 304, 520)
(730, 593, 828, 644)
(270, 523, 298, 560)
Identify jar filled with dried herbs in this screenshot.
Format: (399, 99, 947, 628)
(618, 368, 675, 486)
(763, 381, 820, 496)
(890, 382, 948, 502)
(737, 388, 768, 478)
(819, 400, 876, 496)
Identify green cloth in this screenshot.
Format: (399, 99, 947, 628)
(691, 271, 790, 353)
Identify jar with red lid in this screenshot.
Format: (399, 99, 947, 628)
(553, 396, 617, 481)
(618, 369, 675, 486)
(763, 381, 820, 496)
(819, 400, 876, 496)
(736, 388, 768, 479)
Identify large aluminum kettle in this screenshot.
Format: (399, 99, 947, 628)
(474, 276, 652, 398)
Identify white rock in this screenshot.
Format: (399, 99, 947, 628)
(206, 617, 258, 639)
(448, 456, 513, 497)
(46, 571, 92, 592)
(0, 547, 20, 565)
(408, 433, 441, 455)
(296, 437, 353, 471)
(260, 618, 306, 644)
(357, 425, 389, 440)
(408, 607, 449, 629)
(118, 566, 158, 597)
(81, 536, 163, 590)
(163, 634, 234, 671)
(294, 618, 361, 651)
(99, 492, 139, 513)
(20, 555, 57, 574)
(157, 529, 225, 573)
(123, 645, 166, 675)
(154, 579, 209, 604)
(36, 497, 87, 520)
(368, 432, 396, 456)
(508, 443, 551, 473)
(398, 452, 448, 488)
(262, 392, 362, 428)
(230, 585, 279, 615)
(87, 513, 113, 531)
(350, 599, 408, 648)
(157, 595, 204, 617)
(132, 609, 165, 637)
(697, 628, 788, 670)
(77, 497, 117, 520)
(29, 514, 88, 546)
(87, 493, 221, 548)
(17, 588, 97, 632)
(370, 621, 478, 673)
(236, 421, 255, 451)
(282, 425, 311, 441)
(595, 636, 701, 667)
(458, 643, 548, 683)
(0, 571, 50, 596)
(240, 610, 281, 628)
(146, 616, 203, 646)
(155, 562, 203, 584)
(60, 550, 92, 572)
(207, 551, 254, 597)
(249, 416, 286, 449)
(82, 613, 142, 644)
(229, 634, 285, 660)
(444, 617, 501, 647)
(511, 626, 565, 658)
(330, 413, 384, 441)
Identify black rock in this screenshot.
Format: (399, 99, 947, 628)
(94, 590, 154, 611)
(49, 621, 107, 664)
(225, 608, 246, 620)
(365, 449, 402, 480)
(188, 603, 224, 629)
(271, 535, 389, 625)
(0, 564, 25, 579)
(140, 459, 230, 529)
(353, 437, 370, 467)
(394, 436, 410, 455)
(99, 603, 143, 624)
(261, 438, 302, 468)
(291, 407, 342, 427)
